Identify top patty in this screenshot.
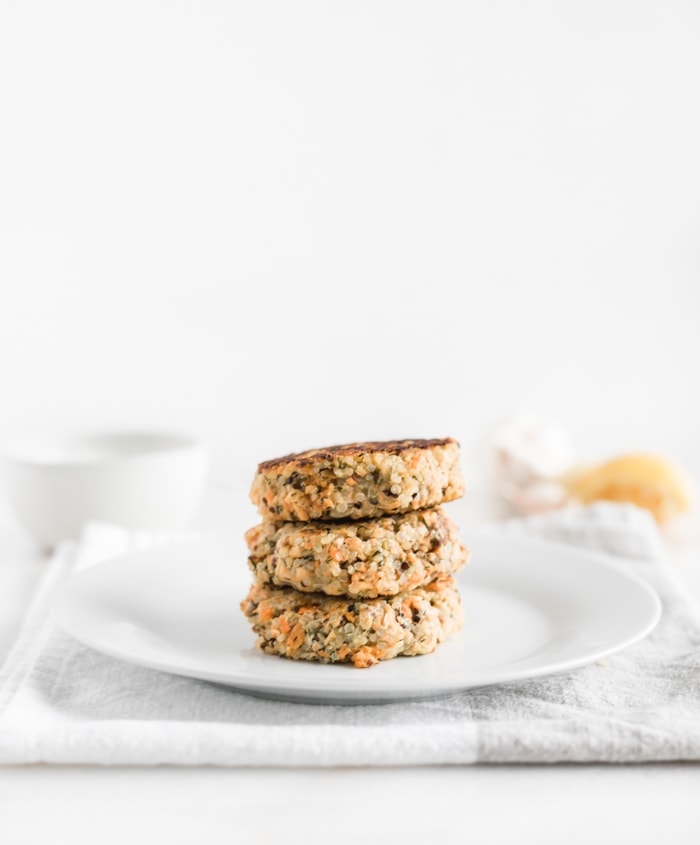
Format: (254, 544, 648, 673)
(250, 438, 465, 522)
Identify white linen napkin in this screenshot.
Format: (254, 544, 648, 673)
(1, 502, 700, 766)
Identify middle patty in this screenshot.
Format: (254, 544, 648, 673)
(245, 507, 469, 598)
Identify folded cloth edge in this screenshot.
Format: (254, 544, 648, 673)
(0, 542, 76, 714)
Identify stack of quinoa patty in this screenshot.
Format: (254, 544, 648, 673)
(241, 439, 469, 668)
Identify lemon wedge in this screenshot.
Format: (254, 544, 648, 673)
(565, 454, 694, 524)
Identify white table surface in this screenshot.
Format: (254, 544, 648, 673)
(2, 491, 700, 845)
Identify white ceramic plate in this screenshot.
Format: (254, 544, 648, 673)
(51, 533, 661, 703)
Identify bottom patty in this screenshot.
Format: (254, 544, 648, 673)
(240, 576, 463, 669)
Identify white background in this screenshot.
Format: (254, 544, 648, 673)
(2, 3, 700, 843)
(1, 0, 699, 490)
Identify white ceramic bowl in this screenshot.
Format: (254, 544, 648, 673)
(3, 431, 209, 547)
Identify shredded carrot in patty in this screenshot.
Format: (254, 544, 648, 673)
(286, 622, 305, 652)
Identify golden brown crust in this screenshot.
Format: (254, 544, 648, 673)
(258, 439, 457, 470)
